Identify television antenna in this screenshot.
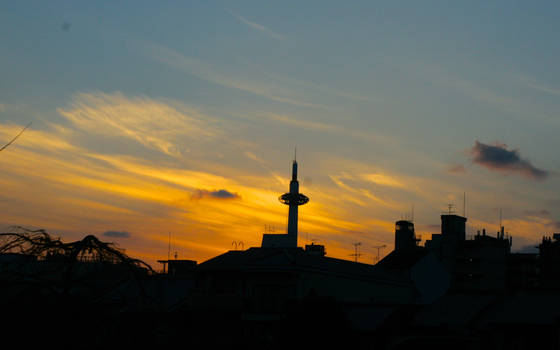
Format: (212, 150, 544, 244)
(232, 241, 244, 250)
(372, 244, 387, 264)
(446, 203, 455, 215)
(350, 242, 362, 263)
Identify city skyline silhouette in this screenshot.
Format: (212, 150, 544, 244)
(1, 2, 560, 347)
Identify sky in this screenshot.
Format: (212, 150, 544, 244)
(1, 1, 560, 268)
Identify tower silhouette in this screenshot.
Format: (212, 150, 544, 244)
(261, 157, 309, 248)
(279, 159, 309, 246)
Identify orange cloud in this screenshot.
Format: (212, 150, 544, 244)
(0, 92, 554, 269)
(58, 92, 219, 157)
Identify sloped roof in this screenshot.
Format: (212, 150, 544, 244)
(198, 247, 410, 285)
(376, 247, 430, 270)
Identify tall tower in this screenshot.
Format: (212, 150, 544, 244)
(261, 157, 309, 248)
(279, 159, 309, 246)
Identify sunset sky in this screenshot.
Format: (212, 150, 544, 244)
(1, 1, 560, 268)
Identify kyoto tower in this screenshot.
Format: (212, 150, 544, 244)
(278, 157, 309, 246)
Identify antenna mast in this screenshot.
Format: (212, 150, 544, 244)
(447, 203, 454, 215)
(372, 244, 387, 264)
(168, 231, 171, 261)
(350, 242, 362, 263)
(499, 208, 502, 229)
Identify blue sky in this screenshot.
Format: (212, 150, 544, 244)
(1, 1, 559, 265)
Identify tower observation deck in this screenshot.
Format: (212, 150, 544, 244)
(261, 158, 309, 248)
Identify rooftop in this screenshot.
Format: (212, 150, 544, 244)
(198, 247, 411, 286)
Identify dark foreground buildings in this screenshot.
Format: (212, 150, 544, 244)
(2, 160, 560, 349)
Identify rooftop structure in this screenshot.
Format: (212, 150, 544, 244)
(394, 220, 420, 251)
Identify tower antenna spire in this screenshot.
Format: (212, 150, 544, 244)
(294, 146, 297, 162)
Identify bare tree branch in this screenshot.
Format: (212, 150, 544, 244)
(0, 121, 32, 152)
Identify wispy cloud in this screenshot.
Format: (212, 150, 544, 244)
(328, 173, 395, 208)
(139, 41, 321, 108)
(262, 113, 397, 146)
(58, 92, 218, 157)
(449, 79, 516, 110)
(523, 209, 550, 218)
(470, 140, 548, 181)
(228, 10, 285, 40)
(265, 114, 340, 133)
(446, 164, 467, 174)
(528, 83, 560, 97)
(244, 151, 287, 187)
(360, 173, 405, 188)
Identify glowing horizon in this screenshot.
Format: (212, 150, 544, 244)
(1, 2, 559, 268)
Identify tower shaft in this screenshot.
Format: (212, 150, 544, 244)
(263, 158, 308, 248)
(278, 160, 309, 246)
(287, 161, 299, 239)
(287, 196, 299, 238)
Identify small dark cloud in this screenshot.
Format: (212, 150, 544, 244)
(551, 221, 560, 230)
(61, 22, 71, 32)
(102, 230, 131, 238)
(470, 141, 548, 180)
(191, 189, 240, 200)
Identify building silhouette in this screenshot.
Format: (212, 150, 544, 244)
(424, 214, 512, 291)
(394, 220, 420, 251)
(3, 159, 560, 348)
